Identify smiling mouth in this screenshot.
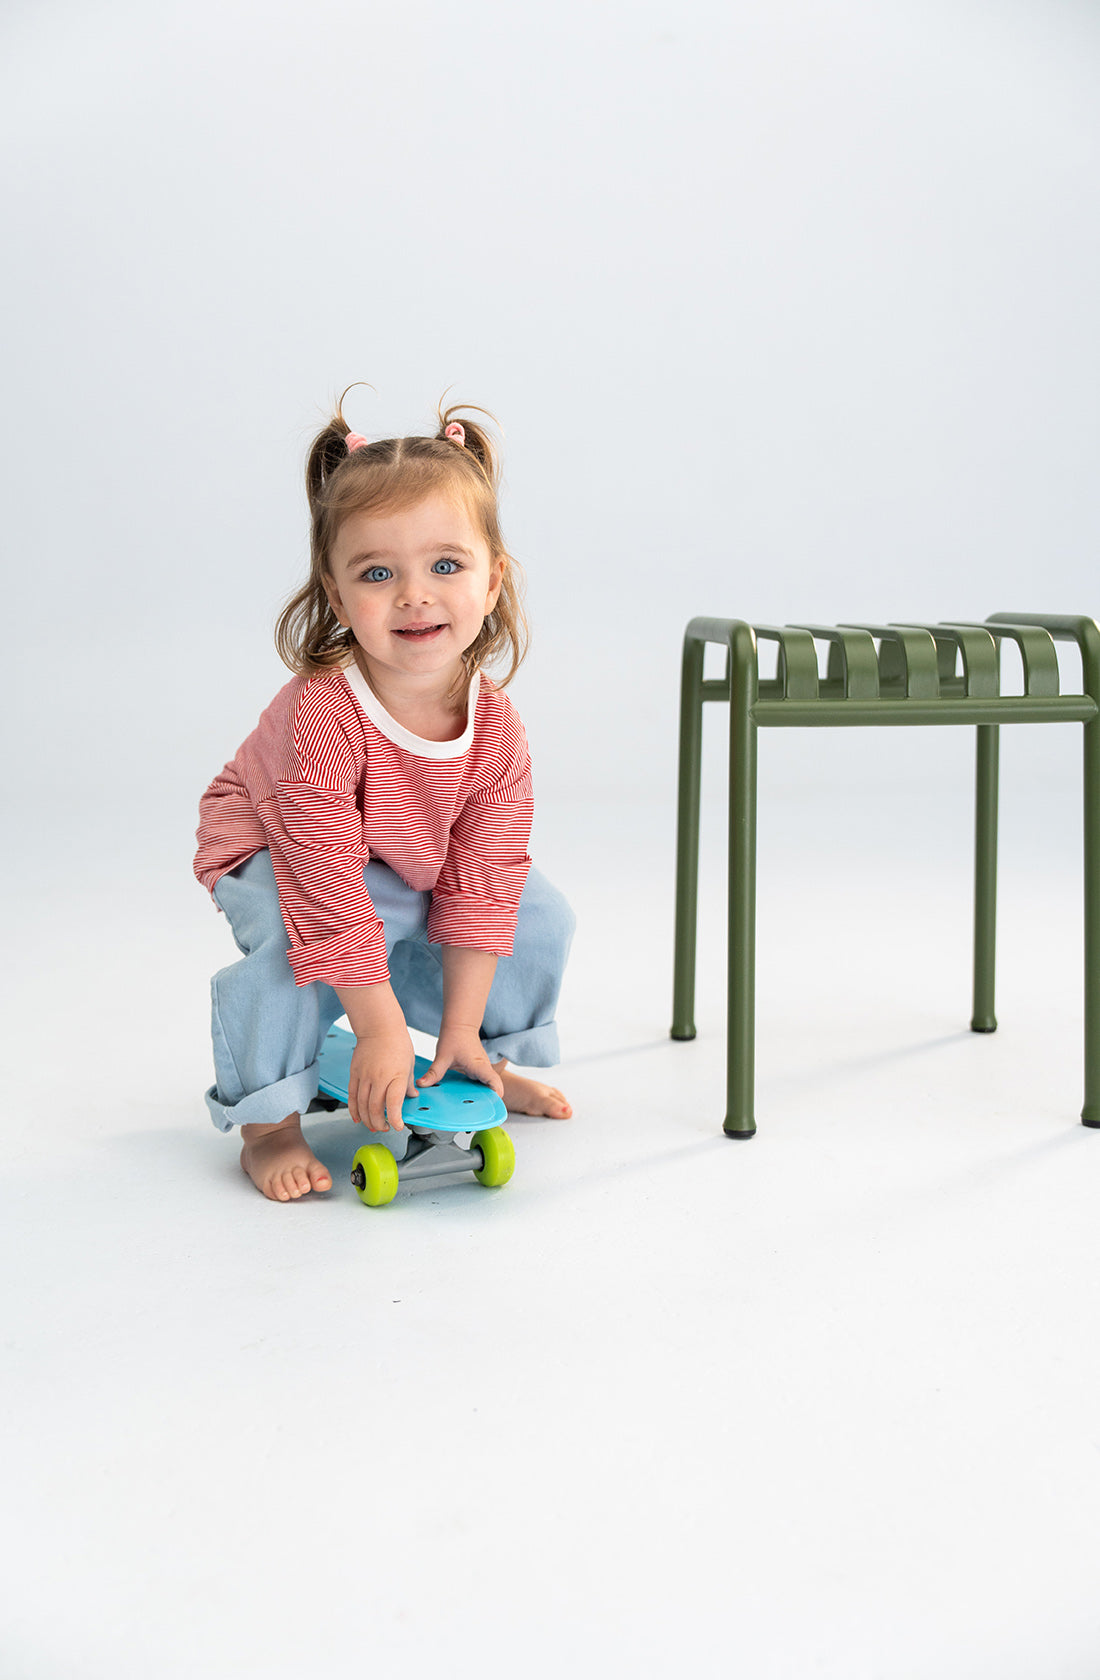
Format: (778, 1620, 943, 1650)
(394, 624, 446, 639)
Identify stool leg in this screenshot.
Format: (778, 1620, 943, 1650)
(1083, 686, 1100, 1125)
(725, 628, 757, 1137)
(672, 635, 705, 1041)
(972, 724, 999, 1033)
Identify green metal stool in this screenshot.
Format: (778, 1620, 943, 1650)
(671, 612, 1100, 1137)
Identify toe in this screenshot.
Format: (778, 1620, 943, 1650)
(310, 1162, 333, 1191)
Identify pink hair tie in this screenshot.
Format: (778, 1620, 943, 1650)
(444, 422, 465, 445)
(345, 432, 370, 453)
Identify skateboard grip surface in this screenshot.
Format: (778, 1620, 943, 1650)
(317, 1026, 508, 1131)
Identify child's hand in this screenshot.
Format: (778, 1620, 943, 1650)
(417, 1028, 504, 1100)
(346, 1027, 416, 1132)
(334, 983, 416, 1132)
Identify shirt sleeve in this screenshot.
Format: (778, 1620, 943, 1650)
(269, 684, 389, 987)
(426, 717, 533, 956)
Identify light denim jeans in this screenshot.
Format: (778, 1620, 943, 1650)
(205, 849, 574, 1132)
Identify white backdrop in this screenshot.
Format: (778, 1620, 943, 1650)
(6, 11, 1100, 1673)
(4, 0, 1099, 871)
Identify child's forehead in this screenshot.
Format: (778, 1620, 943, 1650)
(336, 489, 483, 546)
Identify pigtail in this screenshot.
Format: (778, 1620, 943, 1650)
(276, 397, 360, 673)
(306, 384, 372, 510)
(305, 421, 353, 510)
(437, 399, 501, 492)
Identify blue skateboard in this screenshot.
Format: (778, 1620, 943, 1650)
(317, 1025, 514, 1205)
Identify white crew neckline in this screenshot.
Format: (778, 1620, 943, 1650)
(341, 661, 479, 759)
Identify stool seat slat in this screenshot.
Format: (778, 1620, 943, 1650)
(901, 623, 1000, 699)
(791, 625, 880, 699)
(953, 621, 1061, 696)
(843, 623, 941, 698)
(753, 625, 819, 700)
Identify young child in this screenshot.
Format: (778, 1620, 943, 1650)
(194, 397, 574, 1201)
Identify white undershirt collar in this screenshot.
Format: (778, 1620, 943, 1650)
(341, 661, 478, 759)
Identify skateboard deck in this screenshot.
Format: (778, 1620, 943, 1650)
(317, 1025, 508, 1132)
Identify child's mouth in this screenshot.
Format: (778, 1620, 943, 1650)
(394, 624, 446, 640)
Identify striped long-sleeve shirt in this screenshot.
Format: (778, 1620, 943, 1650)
(194, 662, 533, 987)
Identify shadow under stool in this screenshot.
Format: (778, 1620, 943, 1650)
(671, 612, 1100, 1137)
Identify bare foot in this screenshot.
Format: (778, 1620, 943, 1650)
(495, 1061, 572, 1120)
(240, 1113, 333, 1202)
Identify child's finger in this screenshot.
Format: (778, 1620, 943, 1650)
(416, 1061, 444, 1089)
(384, 1075, 405, 1131)
(462, 1056, 503, 1098)
(448, 1059, 505, 1099)
(482, 1064, 505, 1099)
(365, 1079, 389, 1131)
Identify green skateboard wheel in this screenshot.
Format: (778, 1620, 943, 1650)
(472, 1127, 515, 1188)
(351, 1144, 399, 1206)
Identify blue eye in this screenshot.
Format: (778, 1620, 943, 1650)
(432, 558, 460, 575)
(363, 566, 392, 583)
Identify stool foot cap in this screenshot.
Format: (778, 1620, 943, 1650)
(970, 1020, 997, 1034)
(671, 1028, 697, 1042)
(723, 1124, 757, 1140)
(1081, 1115, 1100, 1129)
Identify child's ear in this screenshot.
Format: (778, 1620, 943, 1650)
(485, 554, 507, 615)
(323, 577, 348, 625)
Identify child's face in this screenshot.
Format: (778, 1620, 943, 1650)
(325, 492, 505, 696)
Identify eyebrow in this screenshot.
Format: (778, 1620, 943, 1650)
(342, 543, 476, 570)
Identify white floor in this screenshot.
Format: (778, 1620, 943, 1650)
(5, 783, 1100, 1680)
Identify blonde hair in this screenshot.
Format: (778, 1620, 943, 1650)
(276, 392, 528, 697)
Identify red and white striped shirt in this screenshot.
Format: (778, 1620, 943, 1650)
(194, 664, 533, 987)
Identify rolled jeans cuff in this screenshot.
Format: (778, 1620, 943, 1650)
(204, 1063, 322, 1134)
(480, 1021, 561, 1068)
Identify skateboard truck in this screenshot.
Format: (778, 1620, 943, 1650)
(351, 1130, 487, 1188)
